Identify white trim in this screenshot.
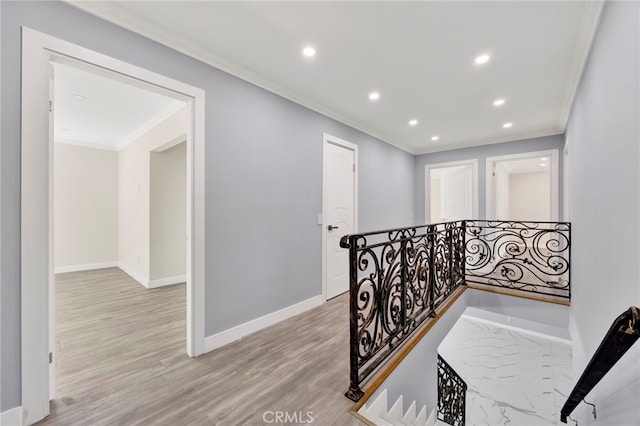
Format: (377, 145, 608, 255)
(54, 261, 118, 274)
(115, 100, 185, 151)
(152, 134, 187, 153)
(54, 138, 118, 151)
(563, 138, 570, 221)
(21, 27, 206, 425)
(424, 159, 479, 224)
(321, 133, 359, 301)
(148, 275, 187, 288)
(485, 149, 560, 221)
(204, 295, 325, 352)
(117, 262, 150, 288)
(0, 406, 23, 426)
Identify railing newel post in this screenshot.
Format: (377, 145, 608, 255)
(345, 234, 364, 402)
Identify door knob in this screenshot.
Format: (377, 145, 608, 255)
(328, 225, 339, 231)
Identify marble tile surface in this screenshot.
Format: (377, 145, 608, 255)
(438, 316, 573, 426)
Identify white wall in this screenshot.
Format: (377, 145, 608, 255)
(565, 1, 640, 424)
(150, 142, 186, 281)
(508, 172, 550, 221)
(54, 143, 118, 270)
(118, 107, 187, 285)
(430, 177, 441, 223)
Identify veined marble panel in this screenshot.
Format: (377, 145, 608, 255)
(439, 315, 573, 426)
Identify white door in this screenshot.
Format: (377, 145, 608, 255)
(425, 160, 478, 224)
(324, 140, 356, 300)
(441, 166, 472, 221)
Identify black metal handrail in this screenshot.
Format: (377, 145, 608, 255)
(341, 219, 571, 401)
(438, 354, 467, 426)
(560, 306, 640, 423)
(341, 221, 466, 401)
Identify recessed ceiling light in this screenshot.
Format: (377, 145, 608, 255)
(541, 163, 547, 167)
(302, 46, 316, 57)
(502, 122, 513, 128)
(541, 157, 548, 161)
(369, 92, 380, 101)
(409, 119, 418, 126)
(493, 99, 505, 106)
(72, 93, 86, 100)
(431, 136, 439, 141)
(475, 54, 490, 65)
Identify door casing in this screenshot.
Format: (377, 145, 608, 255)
(20, 27, 206, 425)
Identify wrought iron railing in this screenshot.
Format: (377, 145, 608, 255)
(437, 354, 467, 426)
(340, 221, 466, 401)
(561, 306, 640, 423)
(465, 220, 571, 298)
(342, 219, 571, 401)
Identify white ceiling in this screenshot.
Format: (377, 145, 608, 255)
(54, 61, 184, 151)
(70, 1, 603, 154)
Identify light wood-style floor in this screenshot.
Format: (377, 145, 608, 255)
(39, 267, 360, 426)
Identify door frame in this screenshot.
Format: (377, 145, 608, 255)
(321, 133, 358, 301)
(485, 149, 559, 221)
(424, 159, 478, 224)
(21, 27, 206, 424)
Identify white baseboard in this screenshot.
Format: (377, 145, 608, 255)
(0, 406, 22, 426)
(117, 262, 149, 288)
(54, 261, 118, 274)
(148, 275, 186, 288)
(205, 295, 324, 352)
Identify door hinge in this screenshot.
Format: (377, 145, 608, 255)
(49, 352, 53, 364)
(49, 100, 53, 112)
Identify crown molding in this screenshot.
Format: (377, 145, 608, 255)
(54, 137, 117, 151)
(414, 128, 563, 156)
(115, 100, 185, 151)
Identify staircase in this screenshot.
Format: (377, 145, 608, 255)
(358, 388, 448, 426)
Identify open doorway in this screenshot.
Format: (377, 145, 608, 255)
(486, 150, 559, 221)
(425, 160, 478, 224)
(21, 28, 205, 424)
(51, 60, 189, 405)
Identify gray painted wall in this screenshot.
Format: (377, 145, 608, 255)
(414, 135, 565, 224)
(564, 1, 640, 424)
(0, 1, 414, 411)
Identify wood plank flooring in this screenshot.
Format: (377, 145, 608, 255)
(38, 268, 360, 426)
